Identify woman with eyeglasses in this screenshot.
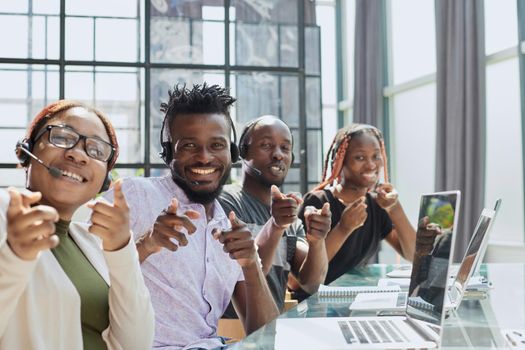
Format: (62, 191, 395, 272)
(0, 100, 154, 349)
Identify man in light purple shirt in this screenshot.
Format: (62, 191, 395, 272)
(103, 84, 278, 349)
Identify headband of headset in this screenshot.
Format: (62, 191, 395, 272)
(238, 115, 295, 162)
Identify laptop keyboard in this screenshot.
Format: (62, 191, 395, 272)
(338, 319, 408, 344)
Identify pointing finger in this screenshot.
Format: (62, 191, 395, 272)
(384, 190, 398, 199)
(20, 190, 42, 208)
(184, 209, 200, 220)
(287, 192, 303, 205)
(228, 211, 244, 229)
(303, 206, 317, 221)
(271, 185, 285, 200)
(166, 198, 179, 215)
(7, 188, 23, 219)
(212, 228, 222, 240)
(321, 202, 331, 216)
(112, 179, 129, 210)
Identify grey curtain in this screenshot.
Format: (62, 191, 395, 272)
(353, 0, 386, 264)
(435, 0, 485, 261)
(353, 0, 386, 129)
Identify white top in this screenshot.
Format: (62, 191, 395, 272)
(104, 175, 244, 350)
(0, 189, 155, 350)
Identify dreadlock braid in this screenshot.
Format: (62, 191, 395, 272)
(319, 134, 339, 186)
(315, 123, 389, 191)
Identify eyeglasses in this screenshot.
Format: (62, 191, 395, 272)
(33, 124, 116, 163)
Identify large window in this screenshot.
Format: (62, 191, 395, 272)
(0, 0, 323, 195)
(339, 0, 525, 262)
(484, 0, 523, 243)
(385, 0, 525, 245)
(386, 0, 436, 225)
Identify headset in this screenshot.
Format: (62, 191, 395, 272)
(16, 138, 112, 193)
(158, 112, 240, 164)
(238, 116, 295, 163)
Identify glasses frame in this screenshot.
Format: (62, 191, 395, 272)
(33, 124, 116, 163)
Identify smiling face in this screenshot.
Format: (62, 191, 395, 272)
(27, 107, 110, 219)
(340, 131, 383, 190)
(169, 113, 232, 204)
(243, 118, 293, 187)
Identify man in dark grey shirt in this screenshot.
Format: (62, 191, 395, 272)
(219, 115, 331, 313)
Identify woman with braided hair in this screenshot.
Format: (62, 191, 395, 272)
(297, 123, 416, 285)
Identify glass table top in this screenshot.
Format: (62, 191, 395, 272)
(230, 263, 525, 349)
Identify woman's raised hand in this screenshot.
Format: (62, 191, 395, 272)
(6, 188, 59, 260)
(88, 179, 131, 251)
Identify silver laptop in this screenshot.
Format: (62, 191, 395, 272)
(352, 198, 500, 314)
(275, 191, 460, 349)
(448, 199, 501, 308)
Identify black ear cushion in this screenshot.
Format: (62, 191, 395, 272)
(291, 152, 295, 164)
(160, 141, 172, 164)
(100, 173, 112, 193)
(230, 143, 239, 163)
(238, 144, 248, 159)
(16, 139, 32, 167)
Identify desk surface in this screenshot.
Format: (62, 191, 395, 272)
(231, 263, 525, 349)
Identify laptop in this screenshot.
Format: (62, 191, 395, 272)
(351, 198, 500, 313)
(448, 199, 501, 308)
(275, 191, 460, 349)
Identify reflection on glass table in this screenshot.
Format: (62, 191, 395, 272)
(230, 264, 525, 350)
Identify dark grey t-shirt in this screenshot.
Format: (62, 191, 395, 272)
(218, 184, 303, 315)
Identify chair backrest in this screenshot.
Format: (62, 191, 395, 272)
(217, 318, 245, 342)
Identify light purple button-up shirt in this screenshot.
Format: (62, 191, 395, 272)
(103, 175, 243, 350)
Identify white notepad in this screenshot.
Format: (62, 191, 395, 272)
(318, 284, 401, 298)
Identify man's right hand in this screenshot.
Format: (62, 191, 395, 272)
(6, 188, 59, 261)
(137, 198, 200, 259)
(270, 185, 302, 230)
(338, 196, 367, 233)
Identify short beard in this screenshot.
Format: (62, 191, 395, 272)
(172, 166, 231, 205)
(246, 167, 285, 188)
(259, 175, 284, 188)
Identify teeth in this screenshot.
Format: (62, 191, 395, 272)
(61, 170, 84, 182)
(190, 168, 216, 175)
(271, 166, 282, 172)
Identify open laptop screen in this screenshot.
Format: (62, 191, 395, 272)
(449, 208, 496, 303)
(406, 191, 460, 326)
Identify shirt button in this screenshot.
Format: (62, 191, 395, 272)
(206, 257, 210, 263)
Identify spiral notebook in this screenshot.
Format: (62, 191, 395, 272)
(318, 284, 401, 298)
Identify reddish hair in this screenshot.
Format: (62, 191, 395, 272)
(19, 100, 119, 169)
(315, 123, 389, 191)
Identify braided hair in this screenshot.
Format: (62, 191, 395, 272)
(315, 123, 389, 191)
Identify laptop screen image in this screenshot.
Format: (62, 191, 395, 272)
(449, 202, 499, 304)
(274, 191, 461, 350)
(406, 191, 460, 326)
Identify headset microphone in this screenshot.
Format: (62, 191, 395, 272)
(18, 145, 63, 178)
(173, 171, 201, 186)
(242, 160, 262, 177)
(169, 160, 201, 186)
